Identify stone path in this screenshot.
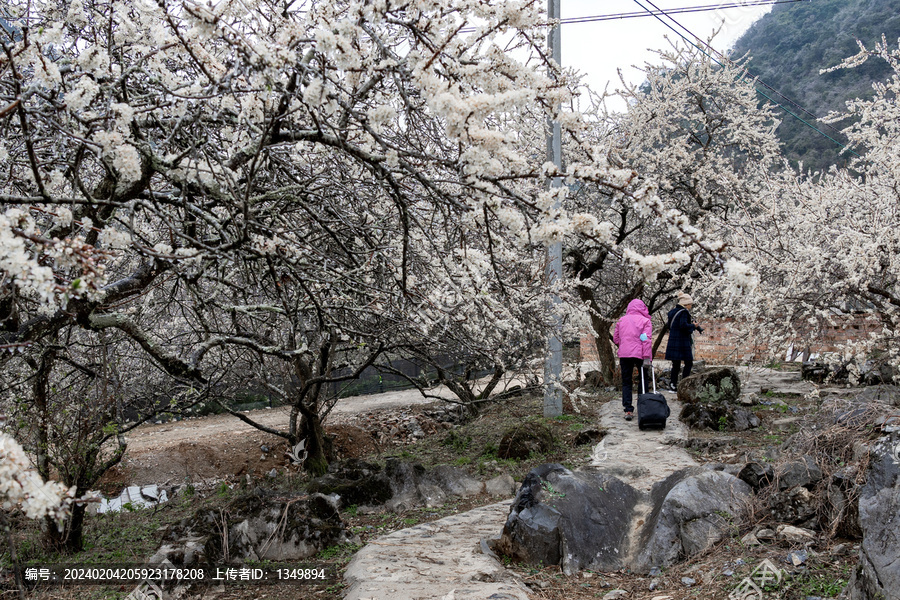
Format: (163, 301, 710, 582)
(590, 388, 698, 492)
(343, 501, 529, 600)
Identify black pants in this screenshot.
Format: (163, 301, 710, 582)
(620, 357, 645, 413)
(670, 359, 693, 387)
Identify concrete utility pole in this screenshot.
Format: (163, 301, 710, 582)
(544, 0, 563, 418)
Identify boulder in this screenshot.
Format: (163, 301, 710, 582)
(383, 459, 484, 512)
(573, 428, 606, 446)
(732, 408, 761, 432)
(309, 459, 487, 513)
(497, 423, 554, 460)
(775, 456, 823, 491)
(495, 464, 639, 574)
(632, 468, 752, 573)
(428, 465, 484, 497)
(738, 462, 774, 490)
(679, 402, 729, 431)
(824, 467, 862, 539)
(485, 474, 518, 497)
(769, 487, 818, 528)
(152, 491, 355, 565)
(382, 459, 427, 512)
(846, 434, 900, 600)
(854, 384, 900, 408)
(307, 459, 392, 508)
(677, 367, 741, 404)
(680, 404, 760, 432)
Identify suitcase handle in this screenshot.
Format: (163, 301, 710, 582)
(640, 364, 657, 395)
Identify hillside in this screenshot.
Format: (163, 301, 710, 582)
(730, 0, 900, 172)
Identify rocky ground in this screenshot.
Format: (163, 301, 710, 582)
(7, 364, 888, 600)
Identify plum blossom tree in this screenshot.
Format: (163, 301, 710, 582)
(565, 44, 782, 381)
(701, 37, 900, 371)
(1, 431, 72, 521)
(1, 429, 73, 592)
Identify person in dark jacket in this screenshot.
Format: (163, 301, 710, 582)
(665, 292, 703, 391)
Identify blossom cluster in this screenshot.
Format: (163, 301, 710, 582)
(0, 432, 74, 522)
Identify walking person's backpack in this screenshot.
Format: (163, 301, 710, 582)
(638, 367, 670, 430)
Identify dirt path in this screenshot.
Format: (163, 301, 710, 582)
(105, 386, 458, 488)
(123, 388, 447, 455)
(103, 372, 544, 489)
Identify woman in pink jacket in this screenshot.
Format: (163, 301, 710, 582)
(612, 299, 653, 421)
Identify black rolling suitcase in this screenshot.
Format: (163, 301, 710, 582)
(638, 367, 670, 430)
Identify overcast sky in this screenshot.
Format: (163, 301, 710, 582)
(560, 0, 774, 109)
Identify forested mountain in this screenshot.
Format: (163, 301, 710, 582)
(730, 0, 900, 172)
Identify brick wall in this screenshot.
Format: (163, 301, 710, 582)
(581, 313, 882, 365)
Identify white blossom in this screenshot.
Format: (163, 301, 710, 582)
(0, 433, 74, 522)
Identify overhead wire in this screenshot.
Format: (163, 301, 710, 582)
(631, 0, 860, 158)
(561, 0, 805, 24)
(637, 0, 849, 142)
(458, 0, 803, 33)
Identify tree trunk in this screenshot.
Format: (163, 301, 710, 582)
(42, 501, 86, 554)
(652, 321, 670, 359)
(3, 513, 26, 600)
(300, 411, 328, 476)
(577, 286, 617, 384)
(593, 331, 618, 385)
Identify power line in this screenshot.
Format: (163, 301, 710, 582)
(458, 0, 803, 33)
(561, 0, 805, 24)
(659, 4, 848, 140)
(631, 0, 859, 158)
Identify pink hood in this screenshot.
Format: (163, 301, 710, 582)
(613, 299, 653, 359)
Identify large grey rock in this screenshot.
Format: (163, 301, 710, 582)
(309, 459, 486, 513)
(384, 460, 485, 512)
(152, 491, 355, 565)
(633, 468, 752, 573)
(846, 434, 900, 600)
(307, 459, 392, 508)
(485, 474, 517, 497)
(428, 465, 485, 497)
(776, 456, 823, 491)
(677, 367, 741, 404)
(732, 408, 761, 432)
(680, 404, 760, 432)
(825, 467, 862, 539)
(854, 384, 900, 408)
(769, 486, 818, 529)
(738, 462, 774, 490)
(495, 464, 639, 574)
